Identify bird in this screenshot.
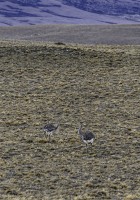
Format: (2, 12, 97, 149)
(78, 123, 95, 152)
(43, 123, 59, 142)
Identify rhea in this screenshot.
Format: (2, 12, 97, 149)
(78, 123, 95, 152)
(43, 123, 59, 142)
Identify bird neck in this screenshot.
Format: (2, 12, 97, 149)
(78, 125, 83, 137)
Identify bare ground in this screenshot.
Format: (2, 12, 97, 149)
(0, 41, 140, 200)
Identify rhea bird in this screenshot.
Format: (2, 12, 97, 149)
(78, 123, 95, 152)
(43, 123, 59, 142)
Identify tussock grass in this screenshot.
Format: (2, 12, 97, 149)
(0, 41, 140, 199)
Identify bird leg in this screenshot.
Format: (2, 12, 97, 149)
(86, 144, 88, 153)
(44, 131, 47, 139)
(44, 132, 51, 142)
(90, 143, 93, 153)
(48, 134, 51, 142)
(90, 143, 93, 148)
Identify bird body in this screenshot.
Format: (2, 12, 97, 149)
(44, 124, 58, 133)
(43, 123, 59, 142)
(82, 131, 95, 144)
(78, 123, 95, 152)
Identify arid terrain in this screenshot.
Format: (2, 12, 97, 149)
(0, 24, 140, 45)
(0, 39, 140, 200)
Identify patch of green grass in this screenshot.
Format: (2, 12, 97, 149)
(0, 41, 140, 199)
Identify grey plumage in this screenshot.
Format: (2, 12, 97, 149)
(78, 123, 95, 152)
(43, 123, 59, 142)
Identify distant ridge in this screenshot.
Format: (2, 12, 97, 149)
(0, 0, 140, 26)
(62, 0, 140, 15)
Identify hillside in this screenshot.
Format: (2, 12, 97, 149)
(62, 0, 140, 15)
(0, 0, 140, 26)
(0, 41, 140, 199)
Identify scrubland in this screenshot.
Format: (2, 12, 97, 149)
(0, 41, 140, 199)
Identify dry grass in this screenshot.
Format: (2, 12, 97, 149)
(0, 24, 140, 45)
(0, 41, 140, 199)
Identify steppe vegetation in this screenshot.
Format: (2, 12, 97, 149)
(0, 40, 140, 199)
(0, 24, 140, 45)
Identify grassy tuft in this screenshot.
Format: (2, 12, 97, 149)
(0, 41, 140, 199)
